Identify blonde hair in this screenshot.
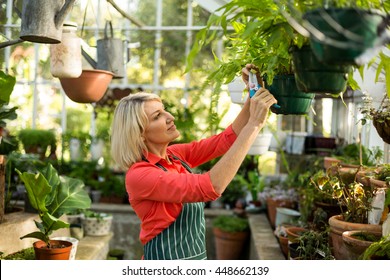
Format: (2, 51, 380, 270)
(110, 92, 161, 170)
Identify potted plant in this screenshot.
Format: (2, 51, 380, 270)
(81, 210, 113, 236)
(360, 92, 390, 144)
(17, 128, 57, 159)
(212, 215, 250, 260)
(299, 0, 389, 66)
(361, 235, 390, 260)
(292, 229, 334, 260)
(310, 163, 384, 259)
(342, 230, 383, 260)
(16, 163, 91, 260)
(0, 70, 18, 223)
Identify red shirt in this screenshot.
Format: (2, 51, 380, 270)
(125, 125, 237, 244)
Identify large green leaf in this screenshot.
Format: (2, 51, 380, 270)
(16, 170, 51, 213)
(41, 212, 70, 234)
(48, 175, 91, 218)
(0, 70, 16, 105)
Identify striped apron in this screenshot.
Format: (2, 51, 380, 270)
(143, 155, 207, 260)
(144, 202, 207, 260)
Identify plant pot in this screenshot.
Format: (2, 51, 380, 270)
(52, 237, 79, 260)
(342, 230, 382, 260)
(90, 139, 105, 160)
(285, 226, 308, 243)
(373, 117, 390, 144)
(33, 240, 73, 260)
(278, 235, 289, 259)
(266, 197, 296, 229)
(228, 78, 247, 105)
(287, 241, 300, 260)
(212, 227, 249, 260)
(247, 133, 272, 155)
(59, 69, 114, 103)
(291, 45, 351, 94)
(303, 8, 386, 65)
(328, 215, 382, 260)
(275, 207, 301, 228)
(82, 214, 113, 236)
(323, 157, 341, 169)
(266, 75, 315, 115)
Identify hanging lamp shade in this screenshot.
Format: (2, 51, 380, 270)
(59, 69, 114, 103)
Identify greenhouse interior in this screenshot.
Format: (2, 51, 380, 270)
(1, 0, 390, 261)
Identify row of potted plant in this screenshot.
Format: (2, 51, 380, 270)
(272, 155, 390, 260)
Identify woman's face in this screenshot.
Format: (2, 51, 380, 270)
(143, 100, 180, 147)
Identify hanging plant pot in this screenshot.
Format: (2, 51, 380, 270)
(227, 77, 247, 105)
(247, 132, 272, 155)
(373, 117, 390, 144)
(266, 74, 314, 115)
(17, 0, 76, 44)
(59, 69, 114, 103)
(303, 8, 386, 65)
(291, 45, 351, 94)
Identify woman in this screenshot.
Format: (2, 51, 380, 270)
(110, 65, 277, 260)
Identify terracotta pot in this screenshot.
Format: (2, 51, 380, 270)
(266, 197, 296, 229)
(33, 240, 73, 260)
(213, 227, 249, 260)
(328, 215, 382, 260)
(323, 157, 341, 170)
(59, 69, 114, 103)
(342, 230, 382, 260)
(285, 226, 308, 243)
(369, 178, 389, 190)
(278, 235, 289, 259)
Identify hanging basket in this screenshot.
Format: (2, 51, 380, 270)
(373, 117, 390, 144)
(291, 45, 351, 94)
(303, 8, 386, 65)
(59, 69, 114, 103)
(266, 74, 315, 115)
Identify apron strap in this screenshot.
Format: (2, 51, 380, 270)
(142, 154, 193, 173)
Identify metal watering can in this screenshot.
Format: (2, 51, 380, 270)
(96, 21, 130, 79)
(14, 0, 77, 44)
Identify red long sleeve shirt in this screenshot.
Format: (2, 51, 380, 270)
(125, 125, 238, 244)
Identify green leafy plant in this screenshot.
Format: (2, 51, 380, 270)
(0, 70, 18, 145)
(295, 229, 333, 260)
(83, 210, 112, 222)
(361, 235, 390, 260)
(18, 129, 57, 157)
(212, 215, 249, 233)
(16, 163, 91, 247)
(234, 171, 265, 203)
(310, 165, 373, 223)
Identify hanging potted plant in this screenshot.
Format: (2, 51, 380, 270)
(360, 92, 390, 144)
(16, 163, 91, 260)
(300, 0, 389, 66)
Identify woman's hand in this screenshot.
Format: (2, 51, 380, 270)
(241, 64, 263, 89)
(248, 88, 277, 128)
